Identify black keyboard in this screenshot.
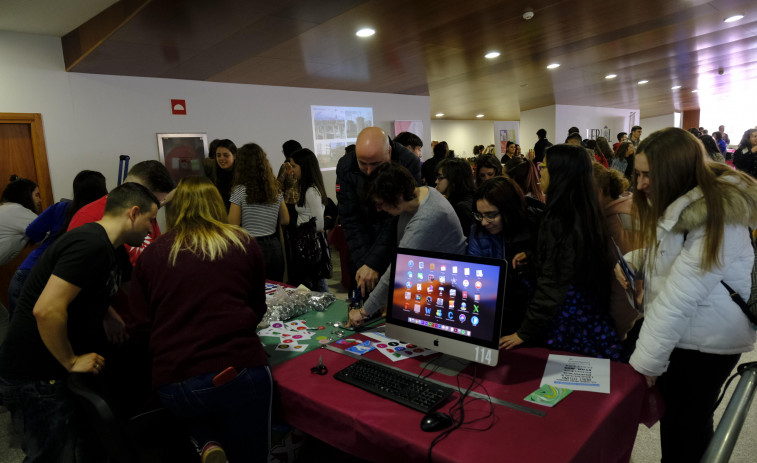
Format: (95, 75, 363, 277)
(334, 359, 453, 413)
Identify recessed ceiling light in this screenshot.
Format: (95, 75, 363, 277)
(356, 28, 375, 37)
(485, 51, 500, 59)
(605, 74, 617, 79)
(476, 114, 485, 118)
(546, 63, 560, 69)
(724, 15, 744, 23)
(671, 85, 682, 90)
(691, 89, 699, 93)
(638, 80, 649, 85)
(435, 113, 445, 117)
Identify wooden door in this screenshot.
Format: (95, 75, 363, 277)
(0, 113, 52, 307)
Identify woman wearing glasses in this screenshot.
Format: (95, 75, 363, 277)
(467, 176, 541, 335)
(499, 145, 622, 360)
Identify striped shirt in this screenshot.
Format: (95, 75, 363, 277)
(230, 186, 283, 237)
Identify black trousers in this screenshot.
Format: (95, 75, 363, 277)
(657, 348, 740, 463)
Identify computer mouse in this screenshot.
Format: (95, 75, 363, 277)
(420, 412, 453, 432)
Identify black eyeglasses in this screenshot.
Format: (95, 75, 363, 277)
(473, 211, 500, 222)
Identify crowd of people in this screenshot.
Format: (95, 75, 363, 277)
(0, 123, 756, 462)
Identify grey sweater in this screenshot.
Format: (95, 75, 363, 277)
(363, 187, 467, 314)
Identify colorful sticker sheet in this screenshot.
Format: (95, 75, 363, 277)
(259, 320, 323, 352)
(345, 340, 375, 355)
(363, 330, 436, 362)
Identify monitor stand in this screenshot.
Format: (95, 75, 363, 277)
(420, 355, 470, 377)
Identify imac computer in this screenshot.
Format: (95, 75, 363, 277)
(385, 248, 507, 373)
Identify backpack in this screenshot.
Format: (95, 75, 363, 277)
(721, 232, 757, 327)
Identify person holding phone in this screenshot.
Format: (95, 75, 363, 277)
(130, 177, 271, 463)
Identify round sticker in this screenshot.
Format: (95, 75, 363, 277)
(413, 348, 424, 353)
(272, 323, 283, 328)
(294, 345, 304, 349)
(376, 343, 388, 348)
(278, 344, 289, 349)
(292, 335, 303, 339)
(406, 344, 416, 348)
(316, 336, 328, 340)
(296, 326, 307, 331)
(386, 349, 395, 353)
(318, 326, 325, 330)
(318, 339, 330, 344)
(283, 339, 294, 344)
(395, 346, 406, 351)
(388, 342, 399, 347)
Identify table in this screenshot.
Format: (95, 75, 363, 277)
(270, 334, 654, 463)
(259, 298, 382, 366)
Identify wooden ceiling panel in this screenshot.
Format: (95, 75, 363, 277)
(160, 15, 320, 81)
(64, 0, 757, 120)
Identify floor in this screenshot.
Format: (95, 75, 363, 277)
(2, 245, 756, 462)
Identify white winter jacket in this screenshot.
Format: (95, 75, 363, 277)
(628, 176, 757, 377)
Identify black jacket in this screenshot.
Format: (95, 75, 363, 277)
(421, 156, 444, 187)
(733, 146, 757, 178)
(518, 217, 608, 342)
(335, 141, 421, 274)
(533, 138, 552, 163)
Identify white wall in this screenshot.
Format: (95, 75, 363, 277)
(555, 104, 639, 143)
(0, 31, 431, 202)
(430, 120, 494, 158)
(640, 114, 675, 138)
(520, 105, 556, 153)
(492, 121, 520, 155)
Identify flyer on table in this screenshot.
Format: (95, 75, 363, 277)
(541, 354, 610, 394)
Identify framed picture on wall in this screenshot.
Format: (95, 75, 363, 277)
(156, 133, 208, 184)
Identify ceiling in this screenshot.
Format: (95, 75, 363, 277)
(4, 0, 757, 120)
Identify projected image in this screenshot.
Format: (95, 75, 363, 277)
(311, 105, 373, 170)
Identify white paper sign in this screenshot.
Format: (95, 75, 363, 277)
(541, 354, 611, 394)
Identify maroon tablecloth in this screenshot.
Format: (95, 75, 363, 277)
(272, 342, 655, 463)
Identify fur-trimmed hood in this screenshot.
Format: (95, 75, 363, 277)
(664, 174, 757, 234)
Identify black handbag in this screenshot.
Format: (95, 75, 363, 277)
(315, 232, 333, 279)
(290, 217, 321, 266)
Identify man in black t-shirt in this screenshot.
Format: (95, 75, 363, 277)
(0, 183, 159, 462)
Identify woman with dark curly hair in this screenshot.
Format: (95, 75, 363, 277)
(475, 154, 502, 187)
(348, 162, 465, 327)
(229, 143, 289, 281)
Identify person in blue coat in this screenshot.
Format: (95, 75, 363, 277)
(467, 176, 541, 336)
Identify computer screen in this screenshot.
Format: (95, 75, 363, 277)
(385, 248, 506, 367)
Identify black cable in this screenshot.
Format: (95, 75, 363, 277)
(712, 361, 757, 412)
(426, 366, 497, 462)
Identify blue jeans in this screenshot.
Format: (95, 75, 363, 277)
(156, 365, 273, 463)
(8, 267, 31, 317)
(0, 376, 76, 463)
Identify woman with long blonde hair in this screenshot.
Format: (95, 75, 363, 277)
(130, 176, 272, 463)
(229, 143, 289, 281)
(620, 128, 757, 462)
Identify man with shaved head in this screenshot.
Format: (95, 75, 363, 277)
(336, 127, 421, 297)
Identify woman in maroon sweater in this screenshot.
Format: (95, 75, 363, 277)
(130, 176, 270, 463)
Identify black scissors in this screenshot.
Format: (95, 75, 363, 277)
(310, 355, 328, 375)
